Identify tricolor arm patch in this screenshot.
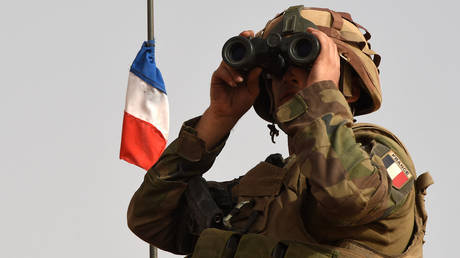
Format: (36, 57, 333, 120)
(381, 151, 412, 189)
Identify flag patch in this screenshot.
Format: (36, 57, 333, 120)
(382, 151, 412, 189)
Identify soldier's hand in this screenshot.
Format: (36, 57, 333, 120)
(306, 28, 340, 88)
(208, 30, 262, 121)
(195, 31, 262, 150)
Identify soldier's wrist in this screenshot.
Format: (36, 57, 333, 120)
(206, 106, 242, 126)
(196, 107, 238, 150)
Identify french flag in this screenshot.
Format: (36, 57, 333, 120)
(120, 40, 169, 170)
(382, 151, 412, 189)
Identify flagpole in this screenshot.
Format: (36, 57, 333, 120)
(146, 1, 158, 256)
(149, 243, 158, 258)
(147, 0, 154, 43)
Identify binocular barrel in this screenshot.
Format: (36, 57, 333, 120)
(222, 32, 320, 75)
(222, 36, 259, 71)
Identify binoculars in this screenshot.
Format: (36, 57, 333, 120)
(222, 32, 320, 77)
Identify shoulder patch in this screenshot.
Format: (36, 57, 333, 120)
(372, 142, 413, 190)
(382, 151, 413, 189)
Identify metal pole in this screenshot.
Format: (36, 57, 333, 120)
(148, 1, 157, 257)
(147, 0, 154, 42)
(147, 1, 158, 255)
(150, 244, 158, 258)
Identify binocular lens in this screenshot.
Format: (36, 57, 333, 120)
(229, 43, 247, 62)
(222, 33, 319, 72)
(222, 36, 256, 70)
(293, 39, 312, 58)
(288, 34, 320, 66)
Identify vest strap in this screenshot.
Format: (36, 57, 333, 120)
(415, 172, 434, 195)
(415, 172, 434, 230)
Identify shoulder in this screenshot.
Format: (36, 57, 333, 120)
(352, 122, 415, 175)
(353, 123, 416, 213)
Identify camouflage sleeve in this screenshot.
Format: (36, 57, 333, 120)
(276, 80, 413, 226)
(127, 116, 228, 254)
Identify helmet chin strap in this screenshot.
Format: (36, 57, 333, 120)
(267, 123, 280, 143)
(261, 72, 280, 144)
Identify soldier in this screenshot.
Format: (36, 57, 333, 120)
(127, 6, 433, 257)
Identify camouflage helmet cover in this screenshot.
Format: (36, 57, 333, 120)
(253, 6, 382, 122)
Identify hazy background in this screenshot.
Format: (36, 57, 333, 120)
(1, 0, 457, 257)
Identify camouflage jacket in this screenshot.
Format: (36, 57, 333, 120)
(127, 80, 416, 256)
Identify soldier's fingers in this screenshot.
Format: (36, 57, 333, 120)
(213, 62, 238, 87)
(308, 28, 330, 54)
(307, 27, 329, 42)
(239, 30, 255, 38)
(307, 28, 339, 64)
(222, 62, 244, 85)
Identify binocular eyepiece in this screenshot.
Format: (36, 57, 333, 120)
(222, 32, 320, 77)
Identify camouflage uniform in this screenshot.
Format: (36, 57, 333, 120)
(128, 80, 429, 257)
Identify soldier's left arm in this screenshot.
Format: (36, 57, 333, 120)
(278, 80, 414, 226)
(127, 117, 228, 254)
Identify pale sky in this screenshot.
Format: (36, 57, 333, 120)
(1, 1, 457, 257)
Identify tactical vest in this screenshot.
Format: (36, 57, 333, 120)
(190, 124, 433, 258)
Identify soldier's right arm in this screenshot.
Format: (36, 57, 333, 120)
(127, 117, 227, 254)
(127, 30, 260, 253)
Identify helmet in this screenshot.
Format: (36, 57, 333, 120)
(253, 5, 382, 122)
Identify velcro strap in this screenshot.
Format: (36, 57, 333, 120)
(338, 12, 353, 22)
(330, 10, 344, 30)
(415, 172, 434, 195)
(317, 26, 342, 39)
(353, 21, 371, 41)
(307, 7, 342, 30)
(362, 45, 376, 56)
(340, 31, 366, 44)
(309, 7, 371, 40)
(373, 53, 382, 67)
